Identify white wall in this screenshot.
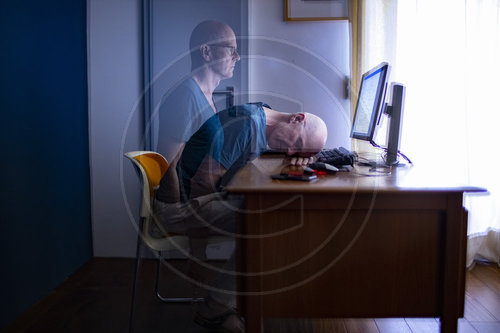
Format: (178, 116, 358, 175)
(87, 0, 143, 257)
(248, 0, 351, 148)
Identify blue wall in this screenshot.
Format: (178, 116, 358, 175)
(0, 0, 92, 328)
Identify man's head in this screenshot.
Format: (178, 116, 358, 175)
(189, 20, 240, 79)
(266, 111, 327, 156)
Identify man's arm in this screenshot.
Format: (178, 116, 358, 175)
(189, 154, 227, 199)
(157, 141, 185, 203)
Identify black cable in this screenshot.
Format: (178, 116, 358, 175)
(397, 150, 413, 164)
(369, 141, 413, 165)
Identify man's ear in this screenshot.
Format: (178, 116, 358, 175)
(200, 44, 211, 61)
(289, 113, 305, 124)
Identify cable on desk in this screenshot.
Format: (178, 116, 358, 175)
(350, 164, 393, 177)
(370, 141, 413, 166)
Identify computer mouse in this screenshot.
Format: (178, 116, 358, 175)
(308, 162, 339, 174)
(303, 166, 315, 174)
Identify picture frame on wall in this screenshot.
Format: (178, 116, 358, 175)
(284, 0, 349, 21)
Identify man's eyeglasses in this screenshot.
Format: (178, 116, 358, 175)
(210, 44, 238, 57)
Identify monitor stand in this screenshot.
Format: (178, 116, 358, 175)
(358, 83, 407, 169)
(384, 83, 406, 165)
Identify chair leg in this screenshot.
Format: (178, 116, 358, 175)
(129, 227, 144, 333)
(155, 251, 204, 303)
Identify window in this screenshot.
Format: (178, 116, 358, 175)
(354, 0, 500, 265)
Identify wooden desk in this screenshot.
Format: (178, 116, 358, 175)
(226, 156, 485, 333)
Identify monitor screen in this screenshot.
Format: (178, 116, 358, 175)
(350, 62, 390, 142)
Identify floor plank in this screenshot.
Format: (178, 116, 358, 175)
(344, 318, 379, 333)
(375, 318, 412, 333)
(464, 293, 497, 322)
(312, 319, 346, 333)
(458, 318, 478, 333)
(404, 318, 440, 333)
(264, 318, 314, 333)
(471, 264, 500, 296)
(470, 321, 500, 333)
(466, 272, 500, 320)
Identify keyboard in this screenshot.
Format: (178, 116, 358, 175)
(316, 147, 356, 166)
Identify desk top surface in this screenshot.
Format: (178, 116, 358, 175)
(226, 155, 486, 194)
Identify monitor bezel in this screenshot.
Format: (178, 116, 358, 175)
(350, 62, 390, 142)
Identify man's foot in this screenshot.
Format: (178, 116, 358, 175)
(194, 299, 245, 333)
(219, 313, 245, 333)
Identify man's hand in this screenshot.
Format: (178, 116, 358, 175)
(289, 155, 316, 166)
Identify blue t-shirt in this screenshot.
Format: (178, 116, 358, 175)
(157, 77, 214, 160)
(175, 103, 268, 201)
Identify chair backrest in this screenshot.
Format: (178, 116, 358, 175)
(125, 151, 168, 236)
(125, 151, 230, 252)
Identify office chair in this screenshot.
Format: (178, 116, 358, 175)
(124, 151, 231, 332)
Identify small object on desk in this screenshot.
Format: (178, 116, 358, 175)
(303, 166, 314, 174)
(273, 165, 318, 181)
(271, 173, 318, 181)
(308, 162, 339, 174)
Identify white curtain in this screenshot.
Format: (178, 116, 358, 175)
(359, 0, 500, 266)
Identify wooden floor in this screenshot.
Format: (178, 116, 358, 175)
(3, 258, 500, 333)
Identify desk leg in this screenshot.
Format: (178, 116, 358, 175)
(440, 318, 457, 333)
(440, 194, 467, 333)
(243, 196, 263, 333)
(245, 296, 263, 333)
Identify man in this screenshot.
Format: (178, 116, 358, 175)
(154, 102, 327, 333)
(156, 102, 327, 216)
(157, 20, 240, 202)
(153, 20, 241, 331)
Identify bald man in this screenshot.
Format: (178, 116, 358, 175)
(157, 20, 240, 162)
(157, 20, 241, 204)
(154, 102, 327, 333)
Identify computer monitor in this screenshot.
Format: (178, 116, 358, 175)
(350, 62, 390, 143)
(350, 62, 407, 166)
